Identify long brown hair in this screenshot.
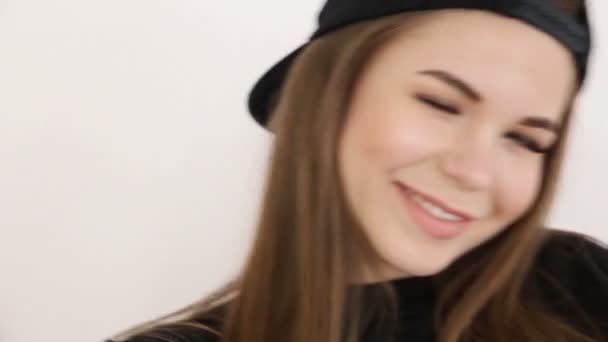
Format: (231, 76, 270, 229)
(111, 3, 602, 342)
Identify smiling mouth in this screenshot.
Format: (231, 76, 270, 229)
(393, 181, 474, 239)
(393, 181, 474, 221)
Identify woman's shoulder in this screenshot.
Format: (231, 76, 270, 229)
(108, 323, 220, 342)
(111, 322, 221, 342)
(527, 229, 608, 335)
(534, 229, 608, 281)
(112, 305, 226, 342)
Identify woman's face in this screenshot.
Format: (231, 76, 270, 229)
(339, 9, 576, 282)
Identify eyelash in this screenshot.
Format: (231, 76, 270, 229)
(416, 94, 459, 114)
(505, 132, 550, 154)
(415, 94, 550, 154)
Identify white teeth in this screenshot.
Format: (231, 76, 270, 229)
(408, 192, 464, 222)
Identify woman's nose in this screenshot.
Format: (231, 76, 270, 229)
(439, 133, 496, 191)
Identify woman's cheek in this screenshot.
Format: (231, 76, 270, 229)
(497, 163, 543, 220)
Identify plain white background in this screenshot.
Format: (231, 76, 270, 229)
(0, 1, 606, 341)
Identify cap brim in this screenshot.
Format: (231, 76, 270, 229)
(247, 44, 308, 128)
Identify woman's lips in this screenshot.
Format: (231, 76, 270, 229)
(397, 182, 473, 220)
(394, 182, 473, 240)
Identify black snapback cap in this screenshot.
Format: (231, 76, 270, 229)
(247, 0, 591, 128)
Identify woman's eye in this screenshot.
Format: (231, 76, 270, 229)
(415, 94, 460, 114)
(505, 132, 550, 154)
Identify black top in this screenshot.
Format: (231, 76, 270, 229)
(118, 230, 608, 342)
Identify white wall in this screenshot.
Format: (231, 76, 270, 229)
(0, 1, 605, 341)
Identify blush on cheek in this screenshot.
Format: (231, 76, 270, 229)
(503, 178, 542, 222)
(378, 135, 441, 167)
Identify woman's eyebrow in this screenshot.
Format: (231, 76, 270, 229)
(417, 69, 561, 134)
(519, 117, 561, 134)
(417, 69, 482, 102)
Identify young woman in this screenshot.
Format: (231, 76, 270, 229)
(109, 1, 607, 341)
